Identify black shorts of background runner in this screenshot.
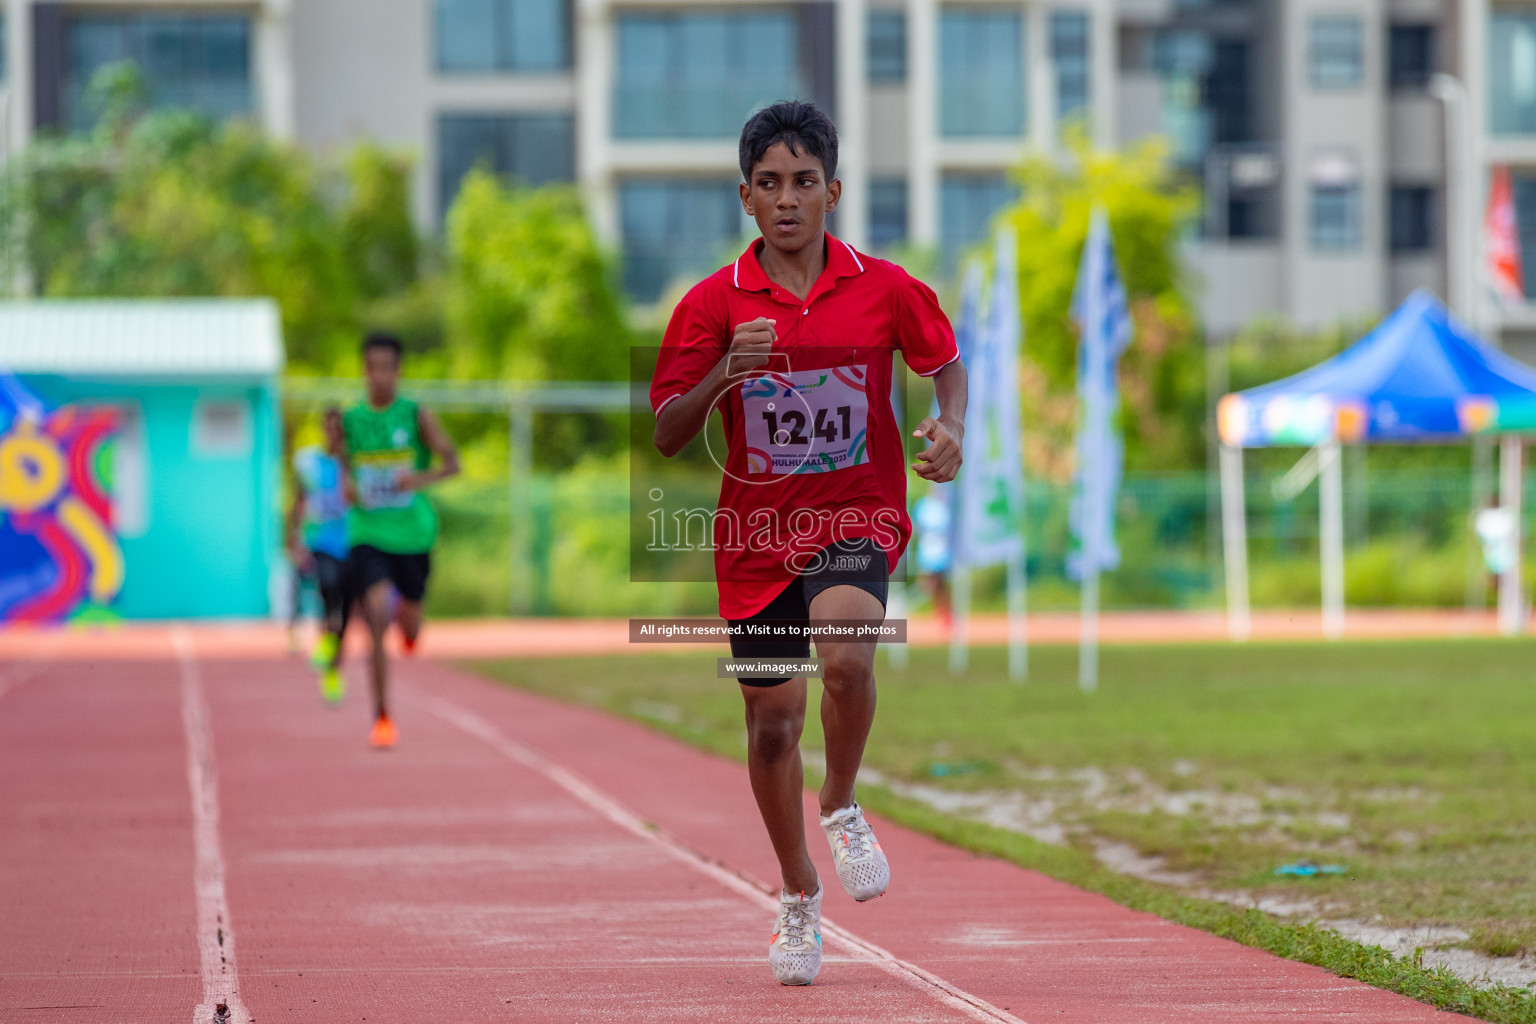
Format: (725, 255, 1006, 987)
(727, 538, 889, 687)
(347, 544, 432, 603)
(311, 550, 350, 633)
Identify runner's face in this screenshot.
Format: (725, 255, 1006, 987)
(741, 142, 839, 254)
(364, 348, 399, 403)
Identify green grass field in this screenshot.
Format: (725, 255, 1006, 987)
(468, 638, 1536, 1020)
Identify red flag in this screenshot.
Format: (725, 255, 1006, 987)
(1485, 165, 1525, 304)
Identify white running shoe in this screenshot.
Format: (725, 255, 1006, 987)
(820, 803, 890, 902)
(768, 886, 823, 985)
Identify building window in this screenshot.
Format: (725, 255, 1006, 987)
(620, 179, 742, 302)
(1209, 40, 1251, 145)
(1226, 197, 1277, 240)
(868, 10, 907, 83)
(940, 173, 1015, 266)
(64, 14, 251, 132)
(1309, 16, 1363, 90)
(435, 0, 570, 73)
(1050, 11, 1090, 126)
(1212, 149, 1281, 240)
(940, 9, 1025, 137)
(869, 178, 908, 249)
(438, 113, 575, 217)
(1151, 29, 1213, 168)
(1388, 24, 1433, 90)
(1491, 11, 1536, 135)
(614, 11, 802, 139)
(1310, 184, 1361, 251)
(1389, 186, 1435, 252)
(191, 399, 252, 458)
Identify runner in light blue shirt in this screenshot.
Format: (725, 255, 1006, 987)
(287, 406, 351, 702)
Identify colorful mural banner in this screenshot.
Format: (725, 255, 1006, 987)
(0, 371, 123, 623)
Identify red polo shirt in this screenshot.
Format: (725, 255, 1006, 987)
(650, 234, 959, 618)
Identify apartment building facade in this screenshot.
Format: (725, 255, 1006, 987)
(0, 0, 1532, 343)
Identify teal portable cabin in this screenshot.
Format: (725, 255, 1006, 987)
(0, 300, 284, 619)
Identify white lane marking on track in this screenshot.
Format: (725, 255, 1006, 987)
(422, 695, 1031, 1024)
(171, 627, 250, 1024)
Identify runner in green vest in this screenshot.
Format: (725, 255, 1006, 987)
(342, 333, 460, 749)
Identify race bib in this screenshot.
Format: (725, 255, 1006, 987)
(740, 365, 870, 475)
(354, 453, 414, 510)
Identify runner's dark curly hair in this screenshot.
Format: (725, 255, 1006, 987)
(738, 101, 838, 182)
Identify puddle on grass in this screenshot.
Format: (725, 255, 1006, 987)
(802, 748, 1536, 994)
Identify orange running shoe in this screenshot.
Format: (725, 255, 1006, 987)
(369, 714, 398, 749)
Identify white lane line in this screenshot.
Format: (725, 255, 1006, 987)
(171, 627, 249, 1024)
(422, 695, 1030, 1024)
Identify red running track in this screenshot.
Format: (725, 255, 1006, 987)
(0, 637, 1472, 1023)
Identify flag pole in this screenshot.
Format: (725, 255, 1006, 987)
(1007, 526, 1027, 681)
(947, 261, 984, 676)
(1078, 214, 1106, 695)
(996, 226, 1028, 682)
(948, 562, 971, 674)
(1079, 342, 1103, 694)
(887, 374, 909, 671)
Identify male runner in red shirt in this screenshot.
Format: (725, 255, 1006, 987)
(651, 101, 967, 986)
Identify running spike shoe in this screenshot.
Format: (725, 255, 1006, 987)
(311, 632, 339, 670)
(768, 886, 822, 985)
(320, 666, 345, 704)
(820, 803, 889, 901)
(369, 714, 398, 749)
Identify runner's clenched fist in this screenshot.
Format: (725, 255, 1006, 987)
(725, 317, 776, 377)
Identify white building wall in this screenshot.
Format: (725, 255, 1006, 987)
(4, 0, 32, 159)
(1280, 0, 1389, 330)
(0, 0, 1508, 335)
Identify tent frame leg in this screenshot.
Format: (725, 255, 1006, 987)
(1219, 444, 1250, 641)
(1499, 436, 1525, 636)
(1320, 439, 1345, 640)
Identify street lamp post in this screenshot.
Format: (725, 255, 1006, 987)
(1429, 74, 1473, 324)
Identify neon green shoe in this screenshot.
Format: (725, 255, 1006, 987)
(320, 666, 345, 704)
(311, 632, 339, 670)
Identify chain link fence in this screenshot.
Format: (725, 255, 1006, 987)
(422, 463, 1505, 617)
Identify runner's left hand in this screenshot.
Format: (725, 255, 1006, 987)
(912, 417, 963, 482)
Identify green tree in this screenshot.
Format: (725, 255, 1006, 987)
(341, 145, 420, 302)
(991, 130, 1205, 476)
(443, 169, 630, 382)
(0, 67, 424, 374)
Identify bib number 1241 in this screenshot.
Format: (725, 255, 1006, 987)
(760, 405, 853, 447)
(741, 364, 870, 475)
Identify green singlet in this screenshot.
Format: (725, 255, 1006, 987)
(343, 398, 438, 554)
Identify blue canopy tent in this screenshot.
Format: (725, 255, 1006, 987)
(1216, 290, 1536, 639)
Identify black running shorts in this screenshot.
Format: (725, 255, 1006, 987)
(726, 538, 889, 687)
(346, 544, 431, 603)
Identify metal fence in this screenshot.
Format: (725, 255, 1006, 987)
(282, 378, 633, 614)
(282, 379, 1508, 616)
(422, 467, 1497, 617)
